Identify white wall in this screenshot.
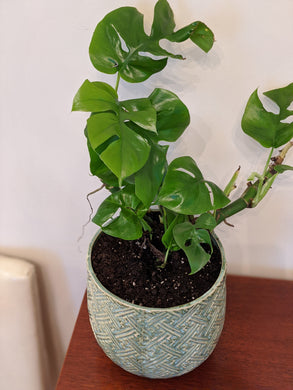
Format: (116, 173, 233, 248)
(1, 0, 293, 382)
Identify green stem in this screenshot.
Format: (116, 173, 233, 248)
(216, 139, 293, 226)
(252, 147, 274, 207)
(159, 247, 170, 269)
(115, 73, 121, 93)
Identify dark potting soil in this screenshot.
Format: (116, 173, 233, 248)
(91, 213, 222, 308)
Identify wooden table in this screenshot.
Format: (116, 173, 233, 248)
(56, 275, 293, 390)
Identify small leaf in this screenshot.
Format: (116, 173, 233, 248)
(189, 22, 214, 53)
(194, 213, 217, 230)
(161, 213, 187, 251)
(173, 222, 212, 274)
(242, 86, 293, 148)
(92, 186, 144, 240)
(274, 164, 293, 173)
(72, 80, 117, 112)
(102, 208, 143, 240)
(167, 21, 214, 53)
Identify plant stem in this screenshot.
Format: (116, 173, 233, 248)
(158, 247, 170, 269)
(216, 139, 293, 225)
(252, 147, 274, 207)
(115, 73, 121, 93)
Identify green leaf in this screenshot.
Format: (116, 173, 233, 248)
(149, 88, 190, 141)
(167, 22, 214, 52)
(173, 222, 212, 274)
(189, 22, 215, 53)
(151, 0, 175, 39)
(92, 186, 144, 240)
(263, 83, 293, 119)
(86, 136, 119, 187)
(89, 4, 214, 83)
(120, 98, 157, 133)
(102, 208, 143, 240)
(135, 144, 168, 207)
(161, 213, 187, 251)
(194, 213, 217, 230)
(242, 85, 293, 148)
(274, 164, 293, 173)
(72, 80, 117, 112)
(158, 157, 230, 214)
(87, 107, 151, 184)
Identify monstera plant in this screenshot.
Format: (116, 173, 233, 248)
(72, 0, 293, 379)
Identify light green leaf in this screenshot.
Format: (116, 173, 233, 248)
(72, 80, 117, 112)
(161, 213, 187, 251)
(173, 222, 212, 274)
(274, 164, 293, 173)
(149, 88, 190, 141)
(194, 213, 217, 230)
(120, 98, 157, 133)
(87, 108, 151, 184)
(100, 123, 150, 185)
(242, 85, 293, 148)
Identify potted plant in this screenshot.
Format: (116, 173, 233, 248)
(73, 0, 293, 379)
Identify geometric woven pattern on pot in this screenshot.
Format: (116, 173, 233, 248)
(87, 269, 226, 379)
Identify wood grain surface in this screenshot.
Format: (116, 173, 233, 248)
(56, 275, 293, 390)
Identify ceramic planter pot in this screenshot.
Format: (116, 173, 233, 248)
(87, 231, 226, 379)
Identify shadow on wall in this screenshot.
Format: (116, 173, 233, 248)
(0, 247, 74, 390)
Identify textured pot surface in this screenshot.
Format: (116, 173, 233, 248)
(87, 232, 226, 379)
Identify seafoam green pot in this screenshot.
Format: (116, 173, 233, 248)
(87, 231, 226, 379)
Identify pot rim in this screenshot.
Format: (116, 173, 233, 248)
(87, 229, 226, 312)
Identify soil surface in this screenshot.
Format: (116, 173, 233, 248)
(91, 213, 222, 308)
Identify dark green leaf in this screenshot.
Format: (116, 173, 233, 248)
(242, 86, 293, 148)
(72, 80, 117, 112)
(158, 157, 229, 214)
(102, 208, 143, 240)
(167, 22, 214, 53)
(206, 181, 231, 209)
(151, 0, 175, 39)
(149, 88, 190, 141)
(263, 83, 293, 119)
(274, 164, 293, 173)
(189, 22, 215, 53)
(173, 222, 212, 274)
(89, 4, 214, 83)
(135, 144, 168, 207)
(86, 137, 119, 187)
(92, 186, 143, 240)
